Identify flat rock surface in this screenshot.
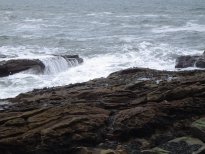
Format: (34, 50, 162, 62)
(1, 68, 205, 153)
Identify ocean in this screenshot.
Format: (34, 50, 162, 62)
(0, 0, 205, 99)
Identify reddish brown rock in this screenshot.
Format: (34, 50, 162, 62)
(0, 105, 109, 154)
(0, 68, 205, 153)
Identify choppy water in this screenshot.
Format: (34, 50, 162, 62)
(0, 0, 205, 99)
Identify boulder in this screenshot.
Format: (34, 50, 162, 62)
(195, 59, 205, 68)
(175, 51, 205, 68)
(175, 55, 199, 68)
(0, 59, 45, 77)
(0, 55, 84, 77)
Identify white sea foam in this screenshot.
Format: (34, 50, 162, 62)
(153, 22, 205, 33)
(90, 21, 110, 26)
(1, 42, 202, 99)
(0, 0, 205, 102)
(0, 46, 67, 59)
(86, 12, 113, 16)
(115, 14, 168, 18)
(16, 24, 42, 32)
(42, 56, 80, 74)
(24, 18, 43, 22)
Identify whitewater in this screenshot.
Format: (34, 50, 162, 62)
(0, 0, 205, 99)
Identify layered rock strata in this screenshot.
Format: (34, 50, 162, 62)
(0, 68, 205, 153)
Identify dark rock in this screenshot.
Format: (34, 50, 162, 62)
(175, 52, 205, 68)
(141, 147, 169, 154)
(195, 58, 205, 68)
(74, 147, 127, 154)
(1, 68, 205, 153)
(0, 55, 84, 77)
(0, 105, 110, 154)
(56, 54, 84, 64)
(143, 137, 205, 154)
(191, 118, 205, 143)
(0, 54, 7, 58)
(0, 59, 45, 77)
(175, 55, 199, 68)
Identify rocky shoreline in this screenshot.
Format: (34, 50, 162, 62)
(0, 65, 205, 153)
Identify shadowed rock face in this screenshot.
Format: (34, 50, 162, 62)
(61, 55, 84, 64)
(0, 59, 45, 77)
(0, 68, 205, 153)
(175, 52, 205, 68)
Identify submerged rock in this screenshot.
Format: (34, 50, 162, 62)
(0, 67, 205, 153)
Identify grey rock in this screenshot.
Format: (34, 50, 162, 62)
(175, 52, 205, 68)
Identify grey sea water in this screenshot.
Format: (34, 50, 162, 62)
(0, 0, 205, 99)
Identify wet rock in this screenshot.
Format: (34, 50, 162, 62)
(0, 54, 7, 58)
(111, 107, 157, 138)
(195, 59, 205, 68)
(175, 55, 199, 68)
(191, 118, 205, 142)
(4, 117, 26, 126)
(141, 147, 169, 154)
(0, 105, 109, 154)
(0, 55, 84, 77)
(1, 67, 205, 153)
(75, 147, 127, 154)
(175, 52, 205, 68)
(0, 59, 45, 77)
(144, 137, 205, 154)
(61, 55, 84, 64)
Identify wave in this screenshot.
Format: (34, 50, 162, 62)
(0, 11, 17, 22)
(16, 24, 42, 32)
(24, 18, 43, 22)
(42, 56, 80, 74)
(190, 7, 205, 12)
(115, 14, 168, 18)
(0, 46, 68, 60)
(0, 42, 203, 99)
(152, 22, 205, 33)
(86, 12, 113, 16)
